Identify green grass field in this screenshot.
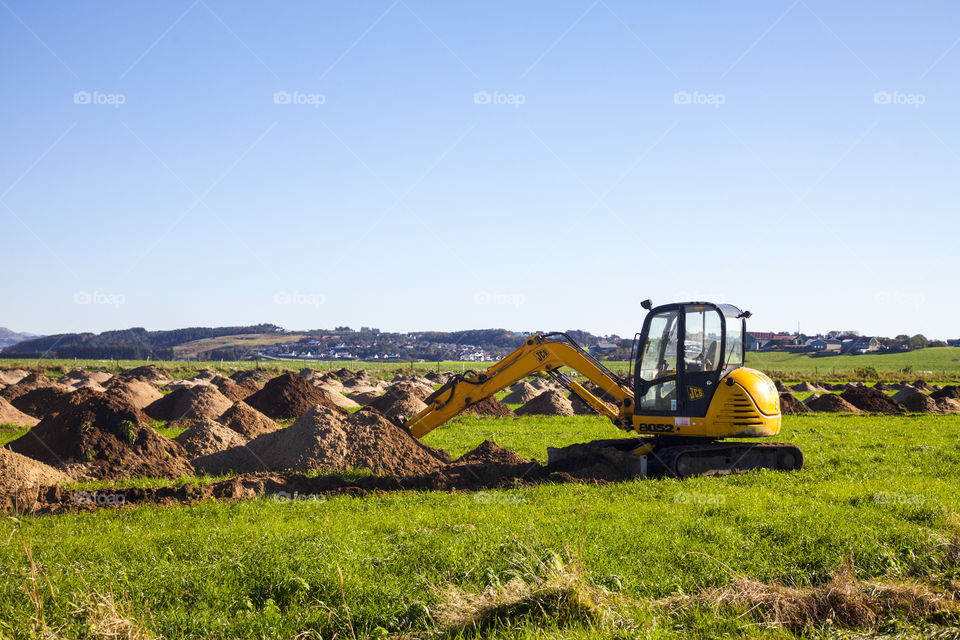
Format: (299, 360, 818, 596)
(3, 412, 959, 639)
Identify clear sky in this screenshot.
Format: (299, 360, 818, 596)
(1, 1, 958, 339)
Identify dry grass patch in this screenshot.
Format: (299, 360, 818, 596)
(80, 591, 154, 640)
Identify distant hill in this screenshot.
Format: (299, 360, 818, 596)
(0, 327, 39, 349)
(0, 324, 281, 360)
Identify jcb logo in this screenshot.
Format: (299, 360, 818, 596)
(534, 349, 548, 362)
(687, 386, 703, 401)
(636, 422, 675, 433)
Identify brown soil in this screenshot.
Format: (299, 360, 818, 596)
(930, 385, 960, 400)
(806, 394, 862, 413)
(460, 396, 516, 418)
(502, 382, 539, 404)
(898, 390, 940, 413)
(0, 397, 40, 426)
(891, 386, 919, 404)
(454, 440, 529, 466)
(774, 380, 791, 393)
(116, 365, 173, 386)
(6, 394, 193, 479)
(244, 373, 347, 420)
(315, 386, 361, 410)
(840, 387, 902, 414)
(384, 381, 433, 401)
(10, 386, 80, 420)
(210, 375, 259, 402)
(144, 385, 234, 422)
(792, 382, 823, 393)
(104, 379, 162, 409)
(347, 390, 382, 405)
(195, 406, 449, 476)
(230, 369, 273, 385)
(0, 448, 69, 495)
(569, 393, 617, 416)
(1, 373, 58, 402)
(173, 418, 248, 458)
(190, 369, 219, 383)
(516, 390, 575, 417)
(0, 368, 30, 386)
(218, 402, 280, 439)
(912, 379, 934, 392)
(779, 393, 810, 415)
(59, 369, 112, 388)
(369, 389, 428, 420)
(935, 397, 960, 413)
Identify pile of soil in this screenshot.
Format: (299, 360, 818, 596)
(806, 394, 862, 413)
(117, 365, 173, 386)
(891, 386, 919, 404)
(6, 394, 193, 479)
(218, 402, 280, 439)
(189, 369, 219, 384)
(898, 390, 940, 413)
(502, 382, 539, 404)
(0, 397, 40, 426)
(315, 386, 361, 410)
(230, 369, 273, 386)
(872, 381, 892, 391)
(0, 448, 69, 495)
(0, 369, 30, 386)
(930, 385, 960, 400)
(460, 396, 515, 418)
(912, 379, 934, 392)
(840, 387, 902, 414)
(774, 380, 791, 393)
(369, 390, 428, 420)
(347, 390, 382, 406)
(244, 373, 347, 420)
(144, 385, 234, 421)
(453, 440, 529, 466)
(779, 393, 810, 415)
(60, 369, 113, 387)
(1, 373, 59, 402)
(210, 375, 259, 402)
(515, 390, 575, 417)
(791, 382, 823, 393)
(569, 393, 617, 416)
(382, 382, 433, 402)
(802, 393, 820, 406)
(195, 406, 449, 476)
(935, 397, 960, 413)
(173, 418, 248, 458)
(104, 379, 163, 409)
(10, 386, 83, 420)
(316, 374, 344, 392)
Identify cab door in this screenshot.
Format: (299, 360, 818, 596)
(635, 309, 680, 413)
(680, 306, 724, 416)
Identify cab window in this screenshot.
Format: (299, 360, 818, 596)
(724, 317, 744, 368)
(683, 309, 723, 372)
(639, 310, 678, 381)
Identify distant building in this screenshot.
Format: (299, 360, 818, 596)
(810, 338, 842, 353)
(841, 337, 880, 354)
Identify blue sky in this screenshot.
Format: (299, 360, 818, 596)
(1, 1, 958, 339)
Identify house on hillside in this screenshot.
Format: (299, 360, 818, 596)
(948, 339, 960, 347)
(809, 338, 842, 353)
(841, 337, 881, 354)
(746, 332, 775, 351)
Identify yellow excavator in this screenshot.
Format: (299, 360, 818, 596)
(402, 301, 802, 478)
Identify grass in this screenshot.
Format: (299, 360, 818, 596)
(2, 412, 960, 638)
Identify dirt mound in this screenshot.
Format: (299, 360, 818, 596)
(144, 385, 234, 421)
(802, 393, 820, 405)
(173, 418, 248, 458)
(460, 396, 515, 418)
(891, 386, 919, 403)
(0, 397, 40, 426)
(6, 394, 192, 479)
(195, 406, 449, 476)
(502, 382, 539, 404)
(898, 390, 940, 413)
(569, 393, 617, 416)
(516, 390, 575, 417)
(190, 369, 219, 383)
(210, 375, 258, 402)
(316, 374, 344, 392)
(116, 365, 173, 386)
(840, 387, 902, 414)
(935, 397, 960, 413)
(347, 390, 382, 406)
(315, 386, 361, 410)
(244, 373, 347, 420)
(218, 402, 280, 439)
(774, 380, 791, 393)
(779, 393, 810, 415)
(791, 382, 823, 393)
(912, 379, 934, 392)
(230, 369, 273, 385)
(1, 373, 58, 402)
(454, 440, 529, 466)
(930, 385, 960, 400)
(0, 448, 70, 495)
(59, 369, 111, 388)
(10, 386, 79, 420)
(104, 379, 162, 409)
(369, 390, 428, 420)
(806, 394, 862, 413)
(383, 381, 433, 401)
(0, 369, 30, 386)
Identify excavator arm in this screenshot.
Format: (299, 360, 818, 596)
(404, 334, 635, 438)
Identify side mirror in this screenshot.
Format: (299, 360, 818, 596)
(739, 310, 752, 319)
(641, 299, 653, 310)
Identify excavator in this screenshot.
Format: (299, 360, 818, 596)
(401, 301, 803, 478)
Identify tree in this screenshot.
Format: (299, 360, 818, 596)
(909, 334, 928, 350)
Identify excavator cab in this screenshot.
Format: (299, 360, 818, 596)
(634, 302, 746, 417)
